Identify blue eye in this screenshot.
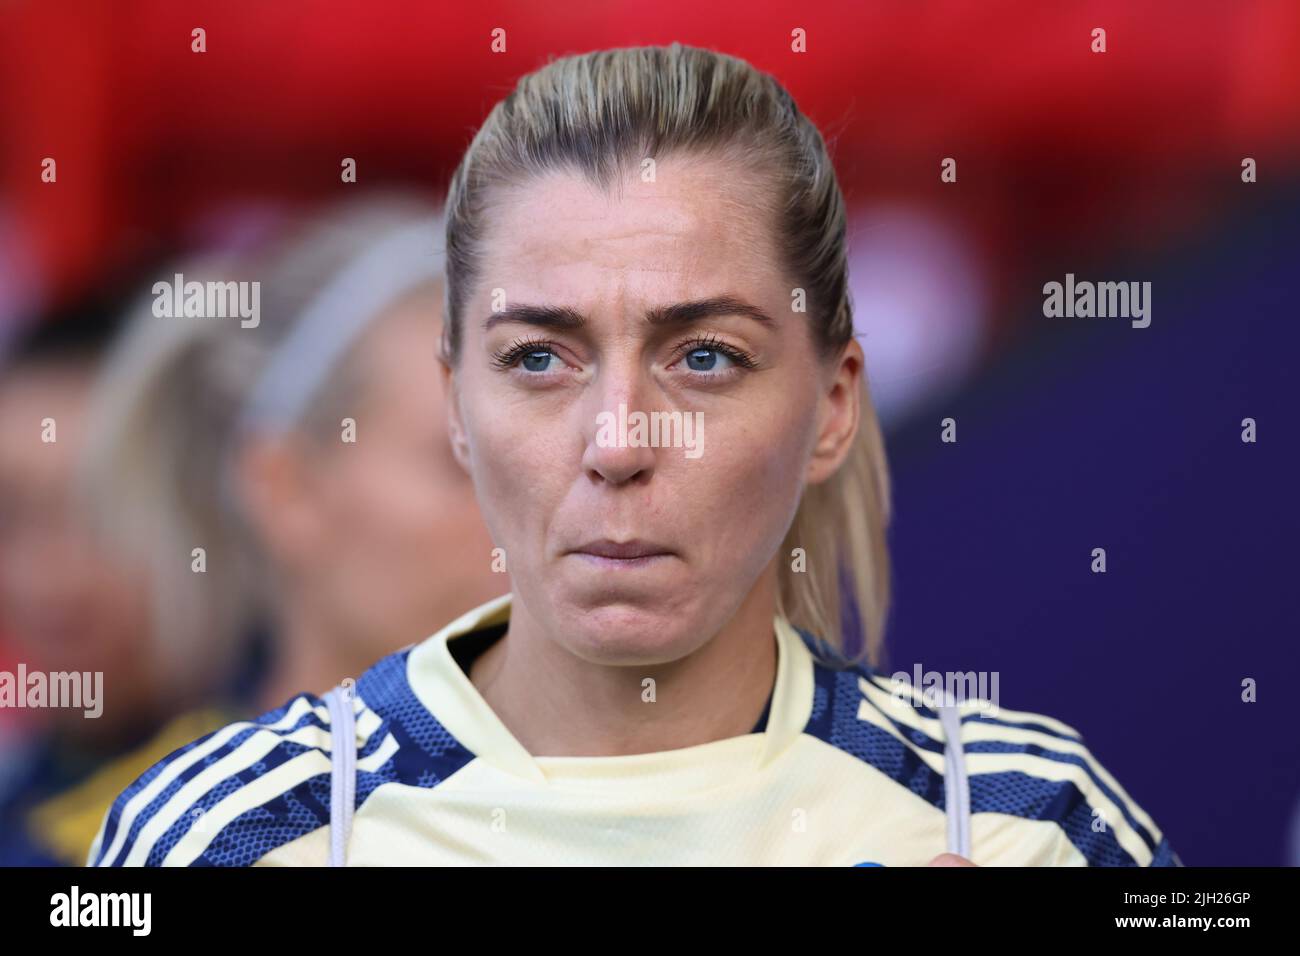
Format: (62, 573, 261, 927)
(677, 336, 757, 376)
(520, 349, 556, 372)
(685, 347, 732, 372)
(491, 339, 562, 373)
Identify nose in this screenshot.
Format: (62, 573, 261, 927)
(579, 358, 658, 485)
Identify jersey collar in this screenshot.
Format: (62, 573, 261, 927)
(406, 592, 815, 784)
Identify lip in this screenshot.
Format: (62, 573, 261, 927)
(570, 538, 675, 560)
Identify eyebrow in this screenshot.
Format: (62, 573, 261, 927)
(481, 295, 775, 334)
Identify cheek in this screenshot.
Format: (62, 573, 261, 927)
(693, 408, 810, 551)
(318, 452, 440, 558)
(95, 572, 154, 653)
(459, 382, 561, 551)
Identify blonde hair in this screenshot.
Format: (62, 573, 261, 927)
(79, 196, 447, 696)
(441, 44, 892, 664)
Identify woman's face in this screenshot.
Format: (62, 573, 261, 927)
(244, 290, 504, 655)
(445, 155, 861, 665)
(0, 364, 158, 728)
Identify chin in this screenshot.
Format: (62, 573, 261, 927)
(555, 601, 702, 667)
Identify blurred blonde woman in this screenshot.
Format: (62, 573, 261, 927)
(70, 198, 502, 869)
(84, 196, 503, 716)
(92, 47, 1177, 867)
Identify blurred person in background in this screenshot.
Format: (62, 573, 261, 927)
(0, 290, 235, 866)
(82, 194, 504, 726)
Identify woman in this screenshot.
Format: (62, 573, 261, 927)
(89, 45, 1178, 867)
(81, 196, 503, 717)
(72, 196, 503, 867)
(0, 293, 223, 867)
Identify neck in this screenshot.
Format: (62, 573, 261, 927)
(255, 603, 376, 712)
(469, 572, 780, 757)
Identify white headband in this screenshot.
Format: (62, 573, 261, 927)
(234, 219, 442, 438)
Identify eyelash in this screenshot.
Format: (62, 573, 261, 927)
(489, 334, 758, 375)
(678, 333, 760, 371)
(489, 336, 550, 371)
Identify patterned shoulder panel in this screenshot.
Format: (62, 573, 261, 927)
(793, 627, 1179, 867)
(88, 646, 477, 867)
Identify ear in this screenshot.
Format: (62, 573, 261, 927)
(233, 434, 324, 571)
(805, 338, 863, 486)
(437, 354, 472, 473)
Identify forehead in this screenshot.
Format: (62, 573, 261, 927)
(475, 155, 786, 310)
